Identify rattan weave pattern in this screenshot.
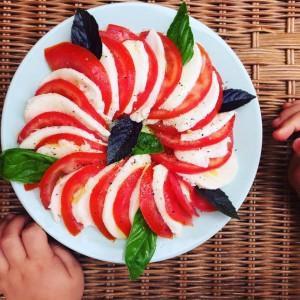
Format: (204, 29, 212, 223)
(1, 0, 300, 299)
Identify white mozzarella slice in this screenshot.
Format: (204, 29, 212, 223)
(19, 126, 104, 149)
(130, 30, 166, 122)
(101, 44, 119, 119)
(49, 172, 75, 220)
(37, 140, 101, 159)
(174, 137, 231, 168)
(72, 164, 116, 228)
(128, 176, 142, 224)
(179, 153, 238, 189)
(181, 111, 235, 142)
(179, 181, 193, 204)
(152, 164, 183, 236)
(103, 155, 151, 239)
(160, 44, 202, 110)
(163, 72, 219, 132)
(41, 68, 104, 113)
(123, 40, 149, 114)
(24, 93, 110, 137)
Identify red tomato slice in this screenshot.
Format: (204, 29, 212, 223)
(40, 152, 106, 209)
(100, 35, 135, 116)
(163, 173, 192, 225)
(105, 24, 139, 42)
(152, 34, 182, 109)
(24, 183, 39, 191)
(151, 115, 235, 150)
(35, 133, 106, 152)
(36, 79, 107, 128)
(18, 112, 102, 143)
(113, 168, 144, 236)
(166, 172, 196, 217)
(90, 162, 124, 240)
(44, 42, 112, 114)
(151, 138, 233, 174)
(61, 165, 103, 235)
(148, 45, 213, 119)
(139, 166, 172, 238)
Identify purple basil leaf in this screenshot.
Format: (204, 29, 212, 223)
(195, 187, 239, 219)
(71, 8, 102, 58)
(220, 89, 256, 112)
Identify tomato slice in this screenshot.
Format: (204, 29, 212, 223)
(151, 138, 233, 174)
(24, 183, 39, 191)
(152, 34, 182, 109)
(148, 45, 213, 119)
(40, 152, 106, 209)
(90, 163, 124, 240)
(100, 35, 135, 116)
(151, 115, 235, 150)
(166, 172, 196, 217)
(35, 133, 107, 152)
(61, 165, 102, 235)
(45, 42, 112, 113)
(18, 112, 102, 143)
(163, 173, 192, 225)
(36, 79, 107, 128)
(113, 168, 144, 236)
(139, 166, 172, 238)
(104, 24, 139, 42)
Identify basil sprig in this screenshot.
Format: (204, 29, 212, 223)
(125, 210, 157, 280)
(0, 148, 56, 183)
(132, 132, 164, 155)
(167, 2, 194, 64)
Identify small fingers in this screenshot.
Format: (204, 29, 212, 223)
(273, 104, 300, 128)
(273, 112, 300, 141)
(293, 138, 300, 156)
(21, 222, 53, 260)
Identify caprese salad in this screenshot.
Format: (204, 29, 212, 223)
(0, 3, 256, 279)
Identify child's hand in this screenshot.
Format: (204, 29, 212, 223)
(273, 101, 300, 195)
(0, 215, 84, 300)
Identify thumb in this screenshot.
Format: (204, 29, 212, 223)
(292, 138, 300, 156)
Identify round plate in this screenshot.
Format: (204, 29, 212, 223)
(1, 2, 262, 263)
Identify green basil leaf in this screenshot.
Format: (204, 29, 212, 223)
(167, 2, 194, 64)
(0, 148, 57, 183)
(132, 132, 164, 155)
(125, 210, 157, 280)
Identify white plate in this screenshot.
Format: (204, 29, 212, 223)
(1, 3, 262, 263)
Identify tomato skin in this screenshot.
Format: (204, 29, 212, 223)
(151, 138, 233, 174)
(24, 183, 39, 191)
(113, 168, 144, 236)
(36, 133, 106, 152)
(90, 162, 124, 240)
(151, 115, 235, 150)
(36, 79, 107, 128)
(166, 172, 196, 217)
(163, 174, 192, 225)
(40, 152, 106, 209)
(139, 166, 172, 238)
(61, 165, 103, 235)
(44, 42, 112, 113)
(152, 34, 182, 109)
(100, 35, 135, 116)
(105, 24, 139, 42)
(18, 112, 102, 143)
(148, 45, 213, 119)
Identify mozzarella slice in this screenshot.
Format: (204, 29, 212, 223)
(181, 111, 235, 142)
(37, 140, 101, 159)
(130, 30, 166, 122)
(123, 40, 149, 114)
(160, 44, 202, 110)
(174, 137, 231, 168)
(72, 164, 116, 228)
(179, 181, 193, 205)
(103, 155, 151, 239)
(128, 176, 142, 224)
(101, 44, 119, 119)
(163, 72, 219, 132)
(19, 126, 105, 149)
(49, 172, 75, 220)
(24, 93, 110, 137)
(179, 153, 238, 189)
(152, 164, 183, 236)
(41, 68, 104, 114)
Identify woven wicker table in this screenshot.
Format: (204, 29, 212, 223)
(1, 0, 300, 299)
